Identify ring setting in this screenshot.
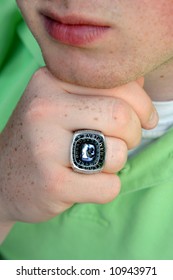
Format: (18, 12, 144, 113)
(70, 130, 106, 174)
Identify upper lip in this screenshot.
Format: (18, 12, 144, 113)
(40, 9, 110, 27)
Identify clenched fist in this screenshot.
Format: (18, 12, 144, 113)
(0, 67, 158, 242)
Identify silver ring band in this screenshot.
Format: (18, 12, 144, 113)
(70, 130, 106, 174)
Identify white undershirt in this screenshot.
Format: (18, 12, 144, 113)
(129, 100, 173, 156)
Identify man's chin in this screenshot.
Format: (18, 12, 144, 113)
(46, 64, 132, 89)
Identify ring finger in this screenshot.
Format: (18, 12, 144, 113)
(56, 93, 141, 149)
(47, 130, 128, 174)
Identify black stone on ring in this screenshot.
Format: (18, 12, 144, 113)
(70, 130, 106, 174)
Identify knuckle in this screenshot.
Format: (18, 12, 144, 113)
(24, 96, 59, 122)
(27, 67, 54, 99)
(110, 176, 121, 197)
(25, 97, 51, 121)
(115, 141, 128, 171)
(31, 67, 48, 83)
(108, 99, 131, 130)
(100, 176, 121, 204)
(27, 68, 48, 93)
(107, 98, 142, 149)
(129, 120, 142, 148)
(106, 139, 127, 172)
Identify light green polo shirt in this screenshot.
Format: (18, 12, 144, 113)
(1, 0, 173, 260)
(0, 0, 44, 132)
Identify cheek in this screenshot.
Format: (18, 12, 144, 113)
(121, 1, 173, 37)
(16, 0, 38, 22)
(16, 0, 28, 11)
(154, 1, 173, 37)
(122, 1, 173, 61)
(143, 1, 173, 37)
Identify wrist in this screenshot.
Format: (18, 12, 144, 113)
(0, 221, 14, 244)
(0, 198, 14, 244)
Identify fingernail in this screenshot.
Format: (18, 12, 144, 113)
(148, 108, 159, 126)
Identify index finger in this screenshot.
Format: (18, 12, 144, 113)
(58, 78, 158, 130)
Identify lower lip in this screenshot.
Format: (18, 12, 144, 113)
(43, 16, 110, 46)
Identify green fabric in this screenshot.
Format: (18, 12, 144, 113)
(0, 0, 44, 132)
(1, 0, 173, 260)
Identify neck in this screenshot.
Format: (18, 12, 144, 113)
(144, 59, 173, 101)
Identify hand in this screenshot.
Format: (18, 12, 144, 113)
(0, 67, 158, 227)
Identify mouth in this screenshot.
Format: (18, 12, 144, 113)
(40, 11, 110, 47)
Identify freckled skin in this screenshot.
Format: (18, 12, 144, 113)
(0, 0, 167, 242)
(0, 65, 157, 226)
(16, 0, 173, 88)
